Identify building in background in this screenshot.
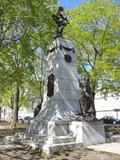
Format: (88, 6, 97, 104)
(95, 93, 120, 119)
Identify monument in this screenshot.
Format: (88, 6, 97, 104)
(18, 7, 105, 153)
(26, 7, 82, 153)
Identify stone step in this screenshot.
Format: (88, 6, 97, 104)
(5, 135, 82, 154)
(30, 134, 75, 144)
(49, 136, 75, 144)
(39, 142, 82, 153)
(4, 135, 75, 146)
(27, 136, 75, 144)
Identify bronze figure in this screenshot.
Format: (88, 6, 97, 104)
(53, 7, 69, 37)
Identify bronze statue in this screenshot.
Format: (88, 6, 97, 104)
(78, 77, 96, 121)
(53, 7, 69, 37)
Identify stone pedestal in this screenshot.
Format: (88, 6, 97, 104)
(48, 121, 70, 136)
(27, 120, 82, 154)
(27, 37, 81, 137)
(25, 38, 82, 153)
(24, 38, 105, 153)
(70, 120, 105, 146)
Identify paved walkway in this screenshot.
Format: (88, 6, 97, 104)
(87, 142, 120, 154)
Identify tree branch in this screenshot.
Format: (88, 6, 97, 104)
(80, 43, 94, 69)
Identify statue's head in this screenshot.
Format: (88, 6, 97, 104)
(58, 6, 64, 11)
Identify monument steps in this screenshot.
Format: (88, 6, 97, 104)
(5, 134, 78, 146)
(26, 135, 75, 145)
(48, 136, 75, 144)
(5, 134, 82, 154)
(39, 142, 82, 153)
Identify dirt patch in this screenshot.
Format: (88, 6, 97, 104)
(0, 147, 120, 160)
(0, 121, 26, 129)
(0, 121, 26, 138)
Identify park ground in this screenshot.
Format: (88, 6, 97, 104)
(0, 121, 120, 160)
(0, 144, 120, 160)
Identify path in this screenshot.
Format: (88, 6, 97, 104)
(87, 142, 120, 154)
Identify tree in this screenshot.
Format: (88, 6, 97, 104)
(65, 0, 120, 116)
(0, 0, 57, 126)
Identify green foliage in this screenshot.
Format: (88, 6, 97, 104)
(0, 0, 58, 108)
(65, 0, 120, 97)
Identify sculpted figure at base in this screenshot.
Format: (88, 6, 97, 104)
(53, 7, 69, 37)
(78, 77, 96, 121)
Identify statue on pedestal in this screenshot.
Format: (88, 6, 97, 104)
(12, 7, 104, 154)
(53, 7, 69, 37)
(77, 77, 96, 121)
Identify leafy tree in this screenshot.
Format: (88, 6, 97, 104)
(0, 0, 57, 126)
(65, 0, 120, 115)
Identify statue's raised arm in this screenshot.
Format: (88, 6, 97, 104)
(53, 7, 69, 37)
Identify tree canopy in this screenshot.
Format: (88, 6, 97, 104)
(65, 0, 120, 97)
(0, 0, 58, 124)
(0, 0, 57, 101)
(1, 0, 120, 122)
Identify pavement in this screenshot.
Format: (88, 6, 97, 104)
(87, 142, 120, 154)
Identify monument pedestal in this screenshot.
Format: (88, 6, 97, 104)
(32, 120, 105, 153)
(9, 120, 105, 154)
(27, 120, 82, 154)
(23, 38, 105, 153)
(70, 120, 105, 146)
(27, 37, 81, 136)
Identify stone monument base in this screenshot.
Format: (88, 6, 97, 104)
(70, 120, 105, 146)
(27, 120, 82, 154)
(7, 120, 105, 154)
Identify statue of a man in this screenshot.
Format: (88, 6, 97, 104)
(53, 7, 69, 37)
(80, 77, 96, 118)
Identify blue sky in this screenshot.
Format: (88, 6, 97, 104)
(60, 0, 82, 9)
(60, 0, 120, 9)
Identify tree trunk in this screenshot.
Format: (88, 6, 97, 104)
(0, 107, 1, 119)
(89, 82, 96, 117)
(12, 84, 20, 128)
(91, 92, 96, 117)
